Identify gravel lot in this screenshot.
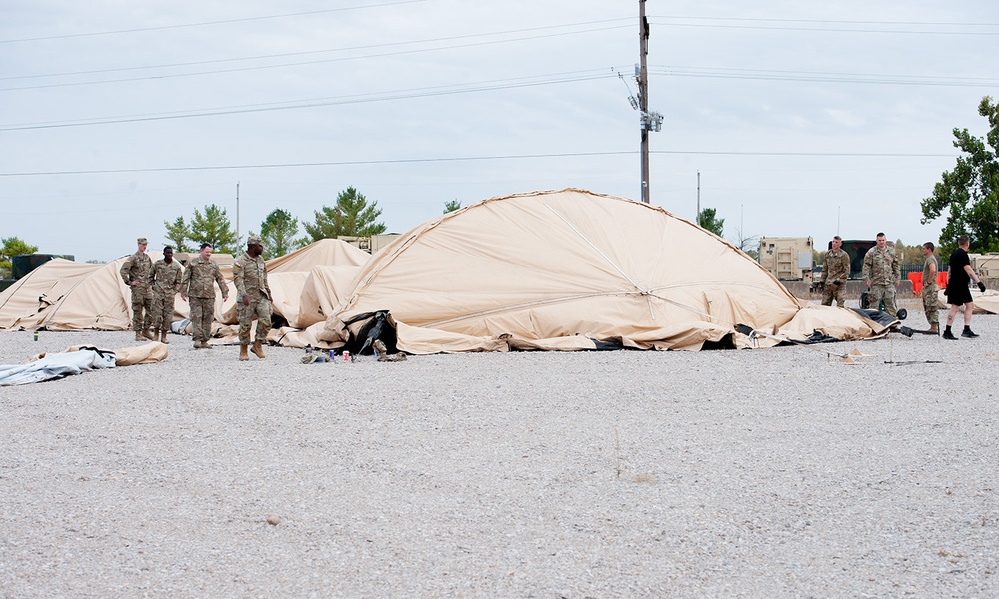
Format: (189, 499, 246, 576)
(1, 312, 998, 598)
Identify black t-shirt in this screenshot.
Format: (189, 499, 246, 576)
(948, 248, 971, 289)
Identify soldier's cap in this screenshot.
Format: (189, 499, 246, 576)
(137, 237, 148, 244)
(247, 235, 263, 246)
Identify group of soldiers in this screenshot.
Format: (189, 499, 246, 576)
(119, 236, 274, 360)
(818, 232, 987, 338)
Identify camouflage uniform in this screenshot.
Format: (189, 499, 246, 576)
(862, 245, 901, 316)
(180, 256, 228, 345)
(233, 250, 272, 345)
(120, 250, 153, 333)
(820, 248, 851, 307)
(922, 254, 939, 325)
(149, 259, 182, 334)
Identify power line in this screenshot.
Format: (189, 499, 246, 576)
(0, 0, 430, 44)
(0, 150, 958, 178)
(0, 69, 614, 131)
(0, 24, 631, 92)
(1, 19, 633, 83)
(650, 65, 999, 88)
(648, 17, 999, 35)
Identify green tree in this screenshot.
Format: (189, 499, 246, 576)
(920, 96, 999, 256)
(256, 208, 300, 258)
(190, 204, 239, 255)
(697, 208, 725, 237)
(163, 216, 193, 253)
(1, 236, 39, 277)
(444, 199, 462, 213)
(302, 187, 386, 242)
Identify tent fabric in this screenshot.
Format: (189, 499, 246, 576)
(0, 259, 102, 330)
(0, 347, 116, 386)
(937, 288, 999, 315)
(265, 238, 371, 273)
(319, 189, 826, 353)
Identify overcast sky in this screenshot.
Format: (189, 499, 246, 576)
(1, 0, 996, 262)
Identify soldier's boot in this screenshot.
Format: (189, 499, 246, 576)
(194, 340, 203, 349)
(239, 344, 250, 361)
(135, 331, 145, 341)
(202, 340, 213, 349)
(143, 329, 156, 341)
(928, 323, 938, 334)
(159, 330, 169, 344)
(251, 339, 267, 359)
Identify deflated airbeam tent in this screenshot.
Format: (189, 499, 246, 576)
(317, 189, 888, 353)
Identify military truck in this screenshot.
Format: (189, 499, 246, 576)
(828, 239, 877, 279)
(758, 237, 814, 282)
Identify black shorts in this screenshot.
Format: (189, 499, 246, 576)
(946, 284, 973, 306)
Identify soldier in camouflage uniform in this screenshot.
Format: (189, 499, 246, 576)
(861, 232, 901, 316)
(180, 243, 229, 349)
(921, 242, 940, 333)
(120, 237, 155, 341)
(233, 235, 272, 361)
(149, 246, 183, 344)
(820, 235, 851, 307)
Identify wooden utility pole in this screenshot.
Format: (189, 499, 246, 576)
(638, 0, 650, 203)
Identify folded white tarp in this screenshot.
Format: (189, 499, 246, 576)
(0, 348, 116, 386)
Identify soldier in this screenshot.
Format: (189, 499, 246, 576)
(820, 235, 850, 307)
(120, 237, 155, 341)
(942, 235, 987, 339)
(861, 232, 901, 316)
(180, 243, 229, 349)
(921, 242, 940, 334)
(233, 235, 272, 361)
(149, 246, 183, 343)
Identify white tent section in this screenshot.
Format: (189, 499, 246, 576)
(319, 189, 886, 352)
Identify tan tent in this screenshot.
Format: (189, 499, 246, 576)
(0, 259, 102, 330)
(318, 189, 887, 353)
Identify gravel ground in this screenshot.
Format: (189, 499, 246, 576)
(1, 312, 998, 598)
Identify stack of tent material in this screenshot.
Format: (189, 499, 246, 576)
(315, 189, 888, 353)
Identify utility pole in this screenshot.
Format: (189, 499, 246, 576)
(635, 0, 662, 204)
(235, 182, 241, 243)
(696, 171, 701, 226)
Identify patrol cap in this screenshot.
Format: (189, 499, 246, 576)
(247, 235, 263, 246)
(137, 237, 148, 244)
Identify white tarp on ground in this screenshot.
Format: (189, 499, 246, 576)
(0, 348, 116, 385)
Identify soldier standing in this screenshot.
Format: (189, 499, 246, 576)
(861, 232, 901, 316)
(180, 243, 229, 349)
(820, 235, 851, 307)
(233, 235, 272, 361)
(149, 246, 183, 343)
(921, 242, 940, 334)
(120, 237, 154, 341)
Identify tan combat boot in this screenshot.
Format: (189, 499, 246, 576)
(135, 330, 145, 341)
(239, 344, 249, 361)
(159, 331, 169, 344)
(143, 329, 156, 341)
(194, 340, 203, 349)
(251, 339, 267, 359)
(928, 322, 939, 334)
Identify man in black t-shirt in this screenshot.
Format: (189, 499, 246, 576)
(943, 235, 987, 339)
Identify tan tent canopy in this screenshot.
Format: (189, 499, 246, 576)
(318, 189, 886, 353)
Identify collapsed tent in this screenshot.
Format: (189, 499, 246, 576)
(318, 189, 888, 352)
(0, 259, 101, 330)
